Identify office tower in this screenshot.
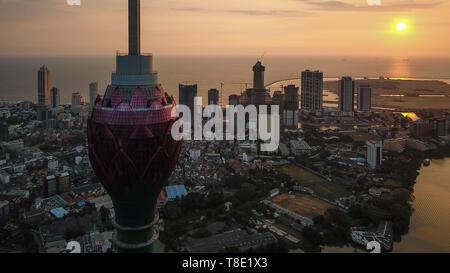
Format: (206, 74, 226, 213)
(301, 70, 323, 112)
(179, 84, 198, 113)
(367, 140, 382, 169)
(37, 106, 52, 121)
(339, 77, 355, 113)
(44, 175, 58, 197)
(0, 120, 8, 142)
(358, 85, 371, 112)
(253, 61, 265, 89)
(72, 92, 82, 106)
(57, 172, 71, 194)
(283, 85, 299, 127)
(87, 0, 182, 253)
(229, 94, 239, 106)
(208, 88, 219, 105)
(50, 87, 60, 108)
(38, 65, 51, 106)
(272, 91, 284, 127)
(89, 82, 99, 108)
(272, 91, 284, 107)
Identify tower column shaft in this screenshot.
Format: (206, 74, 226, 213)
(128, 0, 141, 55)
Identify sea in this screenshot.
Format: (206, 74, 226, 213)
(1, 56, 450, 105)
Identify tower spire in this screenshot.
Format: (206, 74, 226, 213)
(128, 0, 141, 56)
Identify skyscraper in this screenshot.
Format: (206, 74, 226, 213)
(301, 70, 323, 112)
(283, 85, 299, 128)
(358, 85, 372, 112)
(179, 84, 198, 114)
(50, 87, 60, 108)
(87, 0, 181, 253)
(38, 65, 51, 106)
(339, 77, 355, 113)
(240, 61, 271, 107)
(208, 88, 219, 105)
(89, 82, 98, 109)
(253, 61, 265, 89)
(72, 92, 82, 106)
(272, 91, 284, 127)
(367, 140, 382, 169)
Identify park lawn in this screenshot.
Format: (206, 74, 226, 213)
(303, 181, 351, 201)
(275, 165, 351, 201)
(275, 165, 325, 183)
(342, 131, 380, 142)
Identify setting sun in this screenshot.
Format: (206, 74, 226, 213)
(396, 22, 408, 31)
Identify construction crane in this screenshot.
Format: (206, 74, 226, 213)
(220, 83, 224, 109)
(232, 82, 251, 94)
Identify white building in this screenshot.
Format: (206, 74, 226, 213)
(48, 159, 59, 170)
(367, 140, 382, 169)
(75, 156, 83, 165)
(239, 141, 258, 154)
(189, 149, 201, 160)
(290, 139, 311, 155)
(0, 171, 10, 184)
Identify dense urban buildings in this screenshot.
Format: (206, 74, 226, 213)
(358, 85, 372, 112)
(38, 65, 51, 106)
(301, 70, 323, 113)
(339, 77, 355, 114)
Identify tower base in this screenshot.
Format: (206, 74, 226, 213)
(112, 213, 159, 253)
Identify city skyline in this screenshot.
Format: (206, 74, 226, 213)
(0, 0, 449, 57)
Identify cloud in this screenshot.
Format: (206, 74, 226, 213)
(296, 0, 442, 12)
(171, 7, 314, 17)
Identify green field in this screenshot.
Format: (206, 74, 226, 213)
(276, 165, 325, 183)
(276, 165, 351, 201)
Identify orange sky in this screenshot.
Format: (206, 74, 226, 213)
(0, 0, 449, 56)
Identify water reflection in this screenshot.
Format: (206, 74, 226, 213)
(315, 158, 450, 253)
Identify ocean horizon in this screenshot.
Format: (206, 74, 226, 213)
(1, 56, 450, 105)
